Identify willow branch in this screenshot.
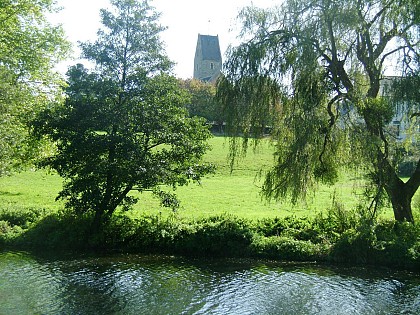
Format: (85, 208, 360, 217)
(319, 94, 341, 164)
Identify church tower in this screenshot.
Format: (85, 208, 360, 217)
(193, 34, 222, 82)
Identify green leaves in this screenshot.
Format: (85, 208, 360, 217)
(178, 79, 224, 124)
(218, 0, 420, 221)
(33, 1, 213, 224)
(80, 0, 172, 78)
(0, 0, 69, 176)
(0, 0, 69, 79)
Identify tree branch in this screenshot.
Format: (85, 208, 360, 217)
(406, 158, 420, 198)
(380, 45, 411, 69)
(365, 0, 395, 28)
(319, 94, 341, 164)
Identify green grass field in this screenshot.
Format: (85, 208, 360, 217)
(0, 136, 406, 220)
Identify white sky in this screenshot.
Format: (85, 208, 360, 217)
(50, 0, 275, 78)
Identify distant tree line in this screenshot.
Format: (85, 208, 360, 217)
(179, 79, 225, 133)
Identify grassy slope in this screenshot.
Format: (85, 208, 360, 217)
(0, 136, 400, 220)
(129, 137, 389, 220)
(0, 170, 63, 211)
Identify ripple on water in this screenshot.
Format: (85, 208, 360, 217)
(1, 252, 419, 315)
(0, 252, 65, 314)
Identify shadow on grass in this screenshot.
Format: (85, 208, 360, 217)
(0, 191, 22, 197)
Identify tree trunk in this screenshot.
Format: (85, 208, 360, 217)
(387, 185, 415, 223)
(91, 184, 134, 232)
(380, 154, 419, 224)
(91, 207, 106, 234)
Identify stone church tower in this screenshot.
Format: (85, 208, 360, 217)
(193, 34, 222, 82)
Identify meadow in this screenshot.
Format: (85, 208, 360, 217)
(0, 136, 399, 220)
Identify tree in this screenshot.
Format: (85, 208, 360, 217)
(179, 79, 224, 128)
(32, 0, 213, 227)
(0, 0, 69, 175)
(217, 0, 420, 222)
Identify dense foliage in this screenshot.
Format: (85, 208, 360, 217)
(32, 0, 213, 226)
(217, 0, 420, 222)
(0, 0, 69, 175)
(1, 205, 419, 270)
(179, 79, 224, 128)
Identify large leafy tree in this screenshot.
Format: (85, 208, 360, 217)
(217, 0, 419, 222)
(32, 0, 213, 226)
(0, 0, 69, 175)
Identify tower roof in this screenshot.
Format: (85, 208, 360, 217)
(196, 34, 222, 61)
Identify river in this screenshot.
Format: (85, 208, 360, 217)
(1, 251, 419, 314)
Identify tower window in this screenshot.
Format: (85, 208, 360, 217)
(210, 62, 214, 70)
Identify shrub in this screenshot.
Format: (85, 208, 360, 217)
(255, 216, 323, 243)
(0, 206, 46, 229)
(0, 205, 418, 269)
(372, 220, 420, 268)
(330, 228, 374, 264)
(99, 214, 141, 249)
(314, 200, 358, 235)
(0, 220, 23, 246)
(127, 214, 184, 251)
(97, 214, 255, 257)
(177, 215, 254, 257)
(330, 219, 420, 269)
(10, 210, 93, 250)
(250, 235, 324, 261)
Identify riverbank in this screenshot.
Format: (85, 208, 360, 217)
(1, 136, 419, 269)
(1, 207, 419, 270)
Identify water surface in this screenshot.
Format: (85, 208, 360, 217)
(1, 251, 419, 314)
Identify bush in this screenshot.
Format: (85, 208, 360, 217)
(175, 215, 254, 257)
(7, 210, 93, 250)
(124, 214, 185, 252)
(0, 206, 46, 229)
(255, 216, 323, 243)
(250, 235, 325, 261)
(0, 205, 418, 270)
(330, 228, 374, 263)
(100, 214, 143, 249)
(0, 207, 46, 248)
(314, 200, 358, 236)
(0, 220, 23, 246)
(372, 220, 420, 268)
(330, 220, 420, 269)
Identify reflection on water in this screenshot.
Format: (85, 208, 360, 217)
(1, 251, 419, 315)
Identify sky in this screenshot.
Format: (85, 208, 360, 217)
(49, 0, 275, 78)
